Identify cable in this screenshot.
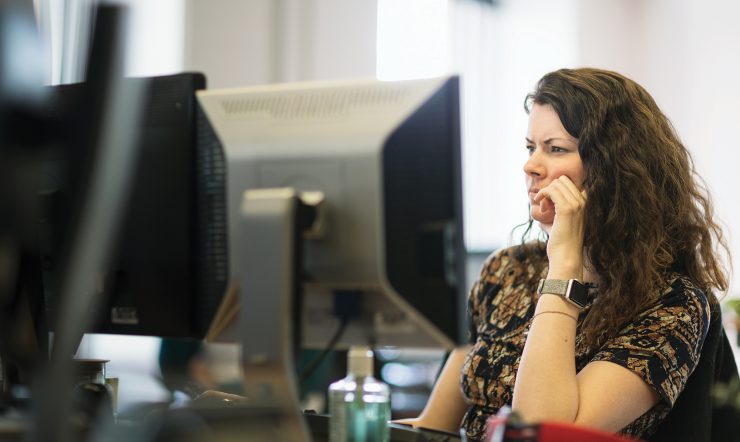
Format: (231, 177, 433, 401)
(298, 316, 349, 385)
(298, 289, 360, 386)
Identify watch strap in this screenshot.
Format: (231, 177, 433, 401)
(537, 278, 589, 309)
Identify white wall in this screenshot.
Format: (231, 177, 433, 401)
(183, 0, 377, 88)
(184, 0, 274, 87)
(122, 0, 186, 77)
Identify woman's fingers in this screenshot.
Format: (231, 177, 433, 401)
(538, 177, 587, 276)
(557, 175, 587, 205)
(534, 176, 586, 214)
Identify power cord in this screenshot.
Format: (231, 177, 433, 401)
(298, 290, 361, 385)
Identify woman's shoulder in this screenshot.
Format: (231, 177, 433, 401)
(641, 272, 713, 338)
(482, 241, 546, 267)
(658, 273, 712, 312)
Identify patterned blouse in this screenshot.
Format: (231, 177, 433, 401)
(460, 244, 711, 441)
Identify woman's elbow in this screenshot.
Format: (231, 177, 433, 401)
(511, 399, 579, 426)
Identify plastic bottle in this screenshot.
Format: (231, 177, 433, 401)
(328, 346, 390, 442)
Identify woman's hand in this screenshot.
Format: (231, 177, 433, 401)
(533, 175, 587, 280)
(392, 417, 423, 428)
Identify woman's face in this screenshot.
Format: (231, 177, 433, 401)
(524, 103, 586, 233)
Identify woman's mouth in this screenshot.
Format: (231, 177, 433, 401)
(528, 187, 540, 201)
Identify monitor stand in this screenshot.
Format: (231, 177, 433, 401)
(234, 187, 315, 441)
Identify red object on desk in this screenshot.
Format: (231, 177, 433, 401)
(486, 414, 644, 442)
(537, 422, 642, 442)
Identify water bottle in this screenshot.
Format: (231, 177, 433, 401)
(328, 346, 390, 442)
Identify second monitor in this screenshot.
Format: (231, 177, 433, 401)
(42, 72, 228, 339)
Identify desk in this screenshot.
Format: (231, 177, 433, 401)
(119, 405, 462, 442)
(2, 402, 462, 442)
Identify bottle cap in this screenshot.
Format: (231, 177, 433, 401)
(347, 346, 373, 377)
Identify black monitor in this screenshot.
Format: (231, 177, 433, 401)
(1, 4, 159, 440)
(41, 72, 228, 339)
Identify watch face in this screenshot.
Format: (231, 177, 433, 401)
(566, 279, 589, 308)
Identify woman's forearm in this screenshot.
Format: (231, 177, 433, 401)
(511, 293, 581, 423)
(414, 346, 471, 432)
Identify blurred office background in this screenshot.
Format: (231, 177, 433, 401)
(32, 0, 740, 417)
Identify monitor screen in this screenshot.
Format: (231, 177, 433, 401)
(196, 75, 466, 350)
(40, 72, 228, 339)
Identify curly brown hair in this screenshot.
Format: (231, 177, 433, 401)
(524, 67, 730, 350)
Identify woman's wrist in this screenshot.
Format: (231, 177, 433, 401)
(545, 252, 582, 278)
(545, 264, 583, 281)
(535, 293, 581, 316)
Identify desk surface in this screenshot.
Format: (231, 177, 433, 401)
(2, 403, 463, 442)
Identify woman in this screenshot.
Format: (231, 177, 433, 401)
(399, 68, 729, 440)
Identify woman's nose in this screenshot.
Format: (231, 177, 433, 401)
(523, 150, 543, 176)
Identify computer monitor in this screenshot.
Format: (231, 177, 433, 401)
(40, 72, 228, 339)
(196, 75, 466, 350)
(195, 75, 465, 440)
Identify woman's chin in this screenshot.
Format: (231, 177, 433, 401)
(530, 211, 553, 234)
(530, 208, 554, 227)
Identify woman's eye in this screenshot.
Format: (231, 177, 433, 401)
(551, 146, 567, 153)
(526, 145, 535, 154)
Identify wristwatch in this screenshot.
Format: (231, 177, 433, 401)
(537, 279, 589, 309)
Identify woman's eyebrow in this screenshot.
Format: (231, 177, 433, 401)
(525, 137, 575, 145)
(545, 137, 577, 145)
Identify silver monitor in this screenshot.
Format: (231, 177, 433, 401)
(197, 75, 465, 440)
(197, 75, 466, 351)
